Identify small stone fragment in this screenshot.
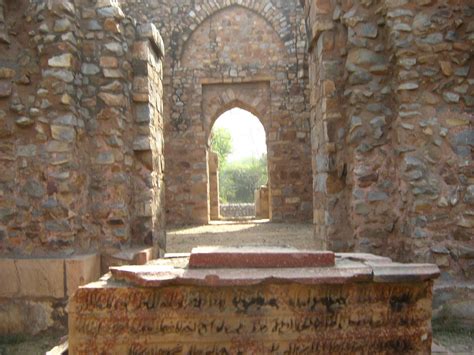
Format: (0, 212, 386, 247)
(0, 67, 16, 79)
(81, 63, 100, 75)
(48, 54, 74, 68)
(15, 116, 34, 127)
(398, 82, 419, 91)
(0, 81, 12, 97)
(439, 61, 453, 76)
(443, 92, 460, 103)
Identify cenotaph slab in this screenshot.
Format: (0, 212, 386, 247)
(68, 247, 439, 354)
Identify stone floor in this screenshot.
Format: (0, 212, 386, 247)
(166, 220, 315, 253)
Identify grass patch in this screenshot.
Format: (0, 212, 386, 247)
(0, 334, 28, 345)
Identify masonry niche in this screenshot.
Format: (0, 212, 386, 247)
(162, 3, 313, 225)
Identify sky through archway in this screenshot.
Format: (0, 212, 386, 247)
(212, 108, 267, 162)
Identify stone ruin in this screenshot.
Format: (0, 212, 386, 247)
(69, 247, 440, 353)
(0, 0, 472, 341)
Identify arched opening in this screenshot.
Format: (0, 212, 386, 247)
(208, 108, 270, 221)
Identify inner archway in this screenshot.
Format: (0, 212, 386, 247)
(208, 108, 269, 220)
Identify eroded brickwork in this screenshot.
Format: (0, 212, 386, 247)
(0, 0, 165, 334)
(0, 0, 165, 257)
(304, 0, 473, 280)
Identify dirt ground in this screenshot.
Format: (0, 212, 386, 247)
(1, 221, 472, 354)
(166, 220, 316, 253)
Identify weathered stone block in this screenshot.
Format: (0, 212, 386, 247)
(13, 258, 65, 298)
(69, 251, 438, 354)
(0, 259, 19, 297)
(65, 254, 101, 297)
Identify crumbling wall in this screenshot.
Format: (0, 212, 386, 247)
(0, 0, 166, 335)
(303, 0, 473, 318)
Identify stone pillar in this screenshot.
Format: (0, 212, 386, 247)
(340, 2, 397, 256)
(255, 185, 270, 219)
(209, 151, 220, 221)
(131, 23, 166, 255)
(304, 0, 352, 250)
(81, 0, 134, 251)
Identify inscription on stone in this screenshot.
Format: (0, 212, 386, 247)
(69, 282, 433, 354)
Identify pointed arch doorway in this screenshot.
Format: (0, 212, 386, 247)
(208, 107, 269, 220)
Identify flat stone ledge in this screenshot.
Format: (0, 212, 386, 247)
(109, 249, 440, 288)
(111, 260, 373, 287)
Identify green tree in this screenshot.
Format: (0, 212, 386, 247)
(219, 155, 268, 203)
(210, 127, 233, 165)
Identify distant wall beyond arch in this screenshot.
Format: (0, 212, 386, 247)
(143, 0, 313, 225)
(181, 5, 289, 67)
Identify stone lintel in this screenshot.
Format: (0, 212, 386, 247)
(189, 246, 335, 268)
(138, 23, 165, 59)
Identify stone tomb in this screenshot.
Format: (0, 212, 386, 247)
(69, 247, 439, 354)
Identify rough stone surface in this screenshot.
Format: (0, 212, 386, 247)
(0, 0, 165, 335)
(0, 300, 54, 336)
(304, 0, 473, 295)
(0, 1, 165, 258)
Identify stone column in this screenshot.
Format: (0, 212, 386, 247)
(131, 23, 166, 255)
(209, 151, 220, 221)
(81, 0, 135, 251)
(305, 0, 353, 250)
(255, 185, 270, 219)
(0, 0, 100, 336)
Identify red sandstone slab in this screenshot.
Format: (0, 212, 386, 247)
(110, 260, 372, 287)
(188, 246, 335, 268)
